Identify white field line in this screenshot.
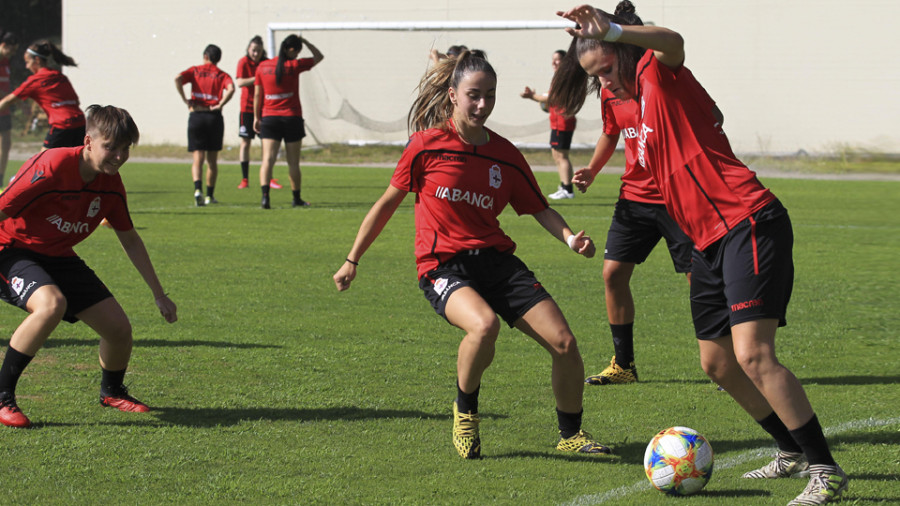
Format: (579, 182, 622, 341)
(561, 416, 900, 506)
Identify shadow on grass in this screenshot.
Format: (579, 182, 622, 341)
(639, 375, 900, 386)
(700, 489, 771, 498)
(149, 406, 500, 427)
(491, 450, 623, 463)
(34, 338, 280, 349)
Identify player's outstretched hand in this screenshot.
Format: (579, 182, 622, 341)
(520, 86, 535, 99)
(155, 295, 178, 323)
(557, 5, 610, 40)
(333, 262, 357, 291)
(569, 230, 596, 258)
(572, 168, 595, 193)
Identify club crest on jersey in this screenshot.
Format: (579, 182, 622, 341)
(10, 276, 24, 295)
(87, 197, 101, 218)
(31, 170, 46, 184)
(433, 277, 448, 295)
(489, 165, 502, 189)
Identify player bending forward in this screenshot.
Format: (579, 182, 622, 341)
(0, 104, 177, 428)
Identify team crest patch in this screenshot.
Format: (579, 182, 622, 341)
(10, 276, 24, 295)
(489, 165, 501, 189)
(87, 197, 102, 218)
(433, 277, 448, 296)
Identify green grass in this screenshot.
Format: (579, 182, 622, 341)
(0, 161, 897, 504)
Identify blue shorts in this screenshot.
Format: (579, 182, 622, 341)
(419, 248, 552, 327)
(604, 199, 693, 273)
(690, 200, 793, 339)
(0, 248, 113, 323)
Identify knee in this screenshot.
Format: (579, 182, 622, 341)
(700, 354, 732, 384)
(549, 330, 580, 360)
(603, 263, 629, 289)
(103, 316, 134, 344)
(30, 288, 67, 322)
(735, 350, 775, 383)
(467, 315, 501, 344)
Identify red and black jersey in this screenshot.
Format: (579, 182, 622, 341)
(0, 56, 10, 118)
(235, 55, 262, 114)
(12, 67, 85, 129)
(178, 63, 233, 108)
(600, 88, 663, 204)
(634, 50, 774, 251)
(391, 121, 548, 278)
(254, 58, 316, 117)
(0, 147, 132, 257)
(548, 105, 576, 132)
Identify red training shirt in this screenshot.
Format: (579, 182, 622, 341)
(634, 50, 774, 251)
(178, 63, 233, 108)
(549, 105, 576, 132)
(12, 67, 85, 129)
(391, 121, 549, 278)
(254, 58, 316, 117)
(0, 147, 132, 257)
(235, 55, 262, 114)
(600, 88, 663, 204)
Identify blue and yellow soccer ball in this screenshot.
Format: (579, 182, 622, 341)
(643, 426, 714, 496)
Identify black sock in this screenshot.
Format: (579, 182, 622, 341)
(101, 368, 127, 394)
(193, 180, 202, 192)
(240, 161, 249, 179)
(261, 185, 270, 197)
(610, 323, 635, 367)
(456, 382, 479, 414)
(562, 183, 573, 193)
(557, 408, 583, 439)
(0, 346, 34, 394)
(789, 414, 835, 466)
(206, 186, 215, 198)
(757, 411, 803, 453)
(292, 190, 301, 202)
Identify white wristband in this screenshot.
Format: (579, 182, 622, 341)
(604, 22, 623, 42)
(566, 234, 577, 250)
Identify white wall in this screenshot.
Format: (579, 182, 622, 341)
(61, 0, 900, 154)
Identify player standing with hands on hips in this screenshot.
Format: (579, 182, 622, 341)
(334, 50, 611, 459)
(175, 44, 235, 206)
(0, 105, 177, 428)
(552, 3, 847, 504)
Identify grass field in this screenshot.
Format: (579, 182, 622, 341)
(0, 160, 897, 505)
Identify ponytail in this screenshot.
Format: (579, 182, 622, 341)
(28, 40, 77, 67)
(407, 50, 496, 134)
(276, 34, 303, 85)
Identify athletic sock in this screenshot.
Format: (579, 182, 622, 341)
(557, 408, 583, 439)
(193, 180, 202, 192)
(206, 186, 215, 198)
(291, 190, 301, 202)
(562, 183, 574, 193)
(261, 185, 270, 197)
(240, 161, 249, 179)
(756, 410, 803, 453)
(456, 382, 479, 414)
(0, 346, 34, 394)
(789, 414, 836, 466)
(610, 322, 635, 368)
(100, 367, 127, 394)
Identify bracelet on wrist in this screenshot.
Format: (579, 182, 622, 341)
(346, 258, 359, 266)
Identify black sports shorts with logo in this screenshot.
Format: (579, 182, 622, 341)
(238, 112, 257, 139)
(0, 248, 113, 323)
(259, 116, 305, 143)
(419, 247, 552, 327)
(550, 130, 573, 150)
(604, 199, 693, 273)
(187, 110, 224, 151)
(690, 199, 793, 340)
(44, 125, 86, 149)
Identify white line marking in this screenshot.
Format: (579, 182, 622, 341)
(561, 417, 900, 506)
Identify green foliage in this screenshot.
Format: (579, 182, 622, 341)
(0, 163, 896, 504)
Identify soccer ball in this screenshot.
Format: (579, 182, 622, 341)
(643, 426, 714, 496)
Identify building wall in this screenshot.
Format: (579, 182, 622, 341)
(62, 0, 899, 154)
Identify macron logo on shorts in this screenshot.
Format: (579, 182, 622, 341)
(731, 299, 764, 313)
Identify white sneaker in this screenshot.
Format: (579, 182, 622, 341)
(194, 190, 204, 207)
(548, 187, 574, 200)
(204, 196, 218, 205)
(788, 464, 848, 505)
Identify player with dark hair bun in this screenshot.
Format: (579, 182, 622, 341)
(175, 44, 235, 206)
(0, 39, 85, 151)
(235, 35, 268, 190)
(555, 3, 847, 504)
(334, 50, 611, 460)
(0, 104, 177, 428)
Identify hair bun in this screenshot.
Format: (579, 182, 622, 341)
(615, 0, 636, 16)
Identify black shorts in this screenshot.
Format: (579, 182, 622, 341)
(0, 248, 113, 323)
(187, 111, 224, 152)
(550, 130, 573, 150)
(604, 199, 693, 273)
(44, 125, 86, 149)
(0, 115, 11, 132)
(690, 200, 793, 340)
(419, 248, 552, 327)
(238, 112, 256, 139)
(259, 116, 305, 143)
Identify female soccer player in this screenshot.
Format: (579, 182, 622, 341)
(0, 29, 18, 184)
(0, 40, 85, 151)
(175, 44, 235, 206)
(253, 34, 323, 209)
(333, 51, 610, 459)
(520, 49, 578, 200)
(0, 105, 177, 428)
(234, 36, 268, 190)
(553, 3, 847, 504)
(565, 4, 694, 386)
